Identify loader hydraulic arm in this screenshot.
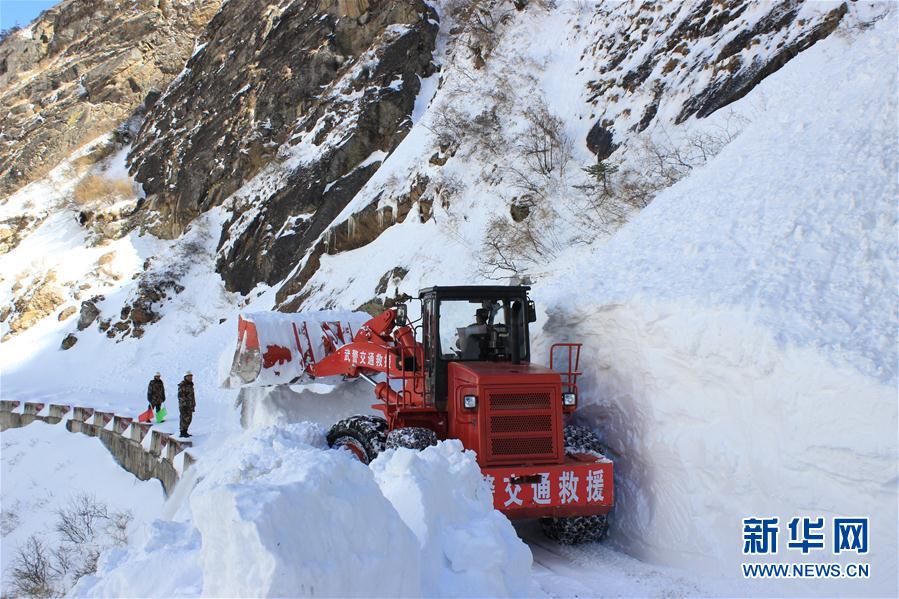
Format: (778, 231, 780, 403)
(309, 308, 422, 407)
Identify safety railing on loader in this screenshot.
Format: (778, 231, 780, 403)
(549, 343, 582, 397)
(384, 324, 427, 408)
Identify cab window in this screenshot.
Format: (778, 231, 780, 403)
(437, 299, 519, 361)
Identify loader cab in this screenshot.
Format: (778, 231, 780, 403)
(417, 286, 537, 409)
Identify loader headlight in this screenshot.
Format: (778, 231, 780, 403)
(562, 392, 577, 406)
(463, 395, 478, 409)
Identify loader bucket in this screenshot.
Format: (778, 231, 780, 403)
(231, 315, 262, 385)
(228, 310, 370, 387)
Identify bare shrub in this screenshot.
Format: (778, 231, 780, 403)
(107, 510, 133, 547)
(72, 547, 102, 582)
(517, 101, 573, 178)
(573, 114, 747, 234)
(8, 536, 58, 598)
(73, 174, 133, 205)
(55, 493, 109, 544)
(447, 0, 514, 66)
(623, 116, 745, 208)
(432, 172, 465, 212)
(51, 544, 75, 579)
(426, 103, 502, 154)
(426, 103, 466, 148)
(479, 206, 564, 279)
(5, 494, 132, 597)
(571, 161, 630, 236)
(478, 99, 574, 279)
(481, 217, 521, 277)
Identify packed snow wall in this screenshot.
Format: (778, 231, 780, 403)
(537, 13, 897, 597)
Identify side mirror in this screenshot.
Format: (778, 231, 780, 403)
(395, 304, 408, 326)
(526, 300, 537, 323)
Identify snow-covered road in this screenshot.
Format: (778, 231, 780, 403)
(518, 520, 715, 598)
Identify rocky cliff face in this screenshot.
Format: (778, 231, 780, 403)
(0, 0, 219, 199)
(127, 0, 438, 294)
(579, 0, 848, 136)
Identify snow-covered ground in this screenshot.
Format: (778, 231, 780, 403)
(1, 1, 896, 597)
(1, 421, 165, 589)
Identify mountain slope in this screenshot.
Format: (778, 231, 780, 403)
(1, 1, 896, 597)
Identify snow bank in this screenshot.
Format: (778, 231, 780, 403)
(75, 521, 204, 597)
(544, 304, 896, 595)
(74, 426, 538, 598)
(190, 423, 421, 597)
(372, 441, 538, 597)
(536, 13, 898, 597)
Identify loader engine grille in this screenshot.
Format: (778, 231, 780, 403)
(489, 414, 552, 433)
(486, 390, 557, 462)
(491, 436, 554, 456)
(489, 392, 552, 411)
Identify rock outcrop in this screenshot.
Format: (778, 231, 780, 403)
(0, 0, 220, 199)
(76, 299, 100, 330)
(127, 0, 438, 294)
(581, 0, 847, 134)
(6, 273, 65, 336)
(58, 306, 76, 321)
(61, 333, 78, 349)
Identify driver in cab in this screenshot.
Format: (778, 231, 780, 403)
(456, 308, 489, 359)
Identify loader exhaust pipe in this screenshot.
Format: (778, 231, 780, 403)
(510, 301, 522, 365)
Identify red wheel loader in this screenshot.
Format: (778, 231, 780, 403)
(233, 286, 613, 543)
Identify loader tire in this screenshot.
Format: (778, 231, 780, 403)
(539, 514, 609, 545)
(327, 415, 388, 464)
(563, 423, 610, 459)
(539, 424, 611, 544)
(385, 427, 438, 450)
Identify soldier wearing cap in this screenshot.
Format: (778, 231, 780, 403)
(178, 371, 195, 437)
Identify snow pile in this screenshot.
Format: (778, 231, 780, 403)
(75, 521, 204, 597)
(372, 441, 537, 597)
(193, 423, 419, 597)
(535, 11, 897, 596)
(74, 427, 538, 598)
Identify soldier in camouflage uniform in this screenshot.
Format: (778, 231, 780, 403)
(178, 372, 195, 437)
(147, 372, 165, 413)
